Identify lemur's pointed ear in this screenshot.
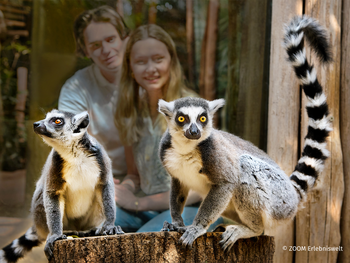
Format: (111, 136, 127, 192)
(158, 99, 175, 119)
(208, 99, 225, 115)
(72, 111, 89, 133)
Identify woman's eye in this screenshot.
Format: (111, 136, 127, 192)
(178, 116, 185, 122)
(155, 56, 163, 62)
(200, 116, 206, 122)
(136, 60, 145, 65)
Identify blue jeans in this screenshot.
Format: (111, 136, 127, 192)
(115, 206, 224, 233)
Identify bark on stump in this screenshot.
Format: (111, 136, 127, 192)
(50, 232, 274, 263)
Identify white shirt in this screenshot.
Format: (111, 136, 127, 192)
(58, 64, 127, 176)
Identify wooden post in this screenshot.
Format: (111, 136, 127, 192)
(295, 2, 344, 263)
(225, 0, 271, 150)
(267, 1, 303, 263)
(116, 0, 124, 18)
(339, 0, 350, 262)
(186, 0, 195, 86)
(133, 0, 145, 27)
(50, 232, 275, 263)
(148, 1, 157, 24)
(225, 0, 243, 135)
(199, 0, 219, 101)
(15, 67, 28, 142)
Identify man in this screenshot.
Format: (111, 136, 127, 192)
(58, 6, 130, 177)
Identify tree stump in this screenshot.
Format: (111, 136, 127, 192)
(50, 232, 274, 262)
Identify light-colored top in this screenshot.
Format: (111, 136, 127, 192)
(58, 64, 127, 176)
(133, 116, 171, 195)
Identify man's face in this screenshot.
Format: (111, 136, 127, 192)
(83, 21, 125, 72)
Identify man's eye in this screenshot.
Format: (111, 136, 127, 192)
(107, 36, 116, 43)
(90, 43, 101, 50)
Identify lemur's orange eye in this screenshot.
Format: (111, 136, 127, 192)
(178, 116, 185, 122)
(200, 116, 206, 122)
(55, 119, 62, 124)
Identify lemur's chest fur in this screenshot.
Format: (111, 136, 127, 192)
(164, 147, 211, 197)
(62, 155, 101, 219)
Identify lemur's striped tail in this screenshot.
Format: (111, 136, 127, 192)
(0, 227, 41, 263)
(283, 16, 333, 202)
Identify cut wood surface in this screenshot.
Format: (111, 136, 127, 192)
(50, 232, 274, 263)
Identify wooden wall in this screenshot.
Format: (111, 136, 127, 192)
(269, 0, 345, 262)
(268, 1, 302, 262)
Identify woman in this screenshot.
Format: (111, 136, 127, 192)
(113, 24, 203, 232)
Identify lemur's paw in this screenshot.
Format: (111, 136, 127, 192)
(44, 234, 67, 260)
(161, 221, 187, 233)
(95, 225, 124, 235)
(179, 225, 206, 248)
(220, 225, 243, 251)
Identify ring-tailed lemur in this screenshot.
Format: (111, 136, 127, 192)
(158, 15, 332, 251)
(0, 110, 123, 263)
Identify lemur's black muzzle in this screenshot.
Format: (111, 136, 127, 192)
(33, 121, 52, 138)
(185, 123, 201, 140)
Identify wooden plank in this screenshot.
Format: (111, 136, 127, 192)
(267, 1, 303, 263)
(116, 0, 124, 18)
(199, 0, 219, 101)
(225, 0, 243, 134)
(0, 6, 30, 15)
(5, 19, 25, 27)
(6, 30, 28, 36)
(148, 1, 157, 24)
(2, 12, 25, 21)
(295, 1, 344, 263)
(186, 0, 195, 86)
(0, 1, 28, 8)
(339, 0, 350, 261)
(203, 0, 219, 101)
(234, 0, 270, 150)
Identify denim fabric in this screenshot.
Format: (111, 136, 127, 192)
(115, 206, 161, 232)
(137, 207, 224, 233)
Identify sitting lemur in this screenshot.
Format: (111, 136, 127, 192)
(159, 15, 332, 250)
(0, 110, 123, 263)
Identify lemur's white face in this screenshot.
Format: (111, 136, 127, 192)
(172, 106, 211, 141)
(33, 110, 89, 148)
(158, 97, 225, 143)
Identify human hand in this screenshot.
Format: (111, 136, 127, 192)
(114, 183, 138, 211)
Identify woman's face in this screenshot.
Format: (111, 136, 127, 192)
(84, 21, 126, 73)
(130, 38, 171, 94)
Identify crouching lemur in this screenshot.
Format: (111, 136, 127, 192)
(159, 15, 333, 250)
(0, 110, 123, 263)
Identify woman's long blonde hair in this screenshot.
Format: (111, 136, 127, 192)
(115, 24, 195, 145)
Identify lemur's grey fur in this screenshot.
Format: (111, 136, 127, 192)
(158, 15, 332, 251)
(0, 110, 123, 263)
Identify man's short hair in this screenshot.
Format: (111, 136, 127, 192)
(74, 5, 130, 57)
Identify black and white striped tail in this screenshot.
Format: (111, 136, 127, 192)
(0, 227, 41, 263)
(283, 16, 333, 202)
